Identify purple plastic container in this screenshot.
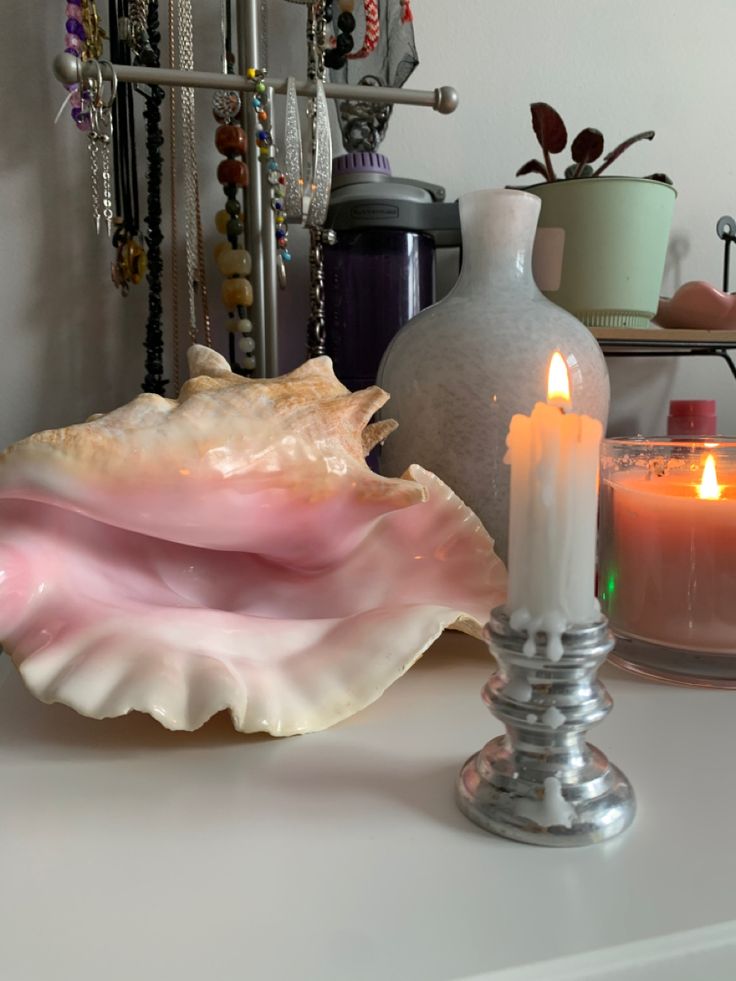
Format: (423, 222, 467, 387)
(324, 229, 435, 392)
(324, 153, 449, 392)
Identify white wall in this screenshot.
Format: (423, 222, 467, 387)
(1, 0, 734, 448)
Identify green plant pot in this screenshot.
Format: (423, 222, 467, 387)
(527, 177, 677, 328)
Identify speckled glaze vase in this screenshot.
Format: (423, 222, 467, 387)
(377, 188, 610, 563)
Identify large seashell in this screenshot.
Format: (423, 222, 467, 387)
(0, 347, 505, 735)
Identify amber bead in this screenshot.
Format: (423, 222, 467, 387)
(215, 210, 230, 235)
(217, 247, 252, 278)
(215, 124, 247, 157)
(222, 277, 253, 309)
(217, 159, 249, 187)
(214, 241, 231, 262)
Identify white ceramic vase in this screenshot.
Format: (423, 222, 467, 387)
(377, 187, 610, 563)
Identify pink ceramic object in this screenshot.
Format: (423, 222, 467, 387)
(0, 347, 505, 735)
(654, 281, 736, 331)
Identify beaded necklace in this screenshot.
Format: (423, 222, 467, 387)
(325, 0, 380, 69)
(134, 1, 168, 395)
(249, 69, 291, 270)
(213, 0, 255, 374)
(64, 1, 105, 131)
(108, 0, 147, 297)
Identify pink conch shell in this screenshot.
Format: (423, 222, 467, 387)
(654, 281, 736, 331)
(0, 347, 505, 735)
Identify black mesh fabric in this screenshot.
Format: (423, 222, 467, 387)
(328, 0, 419, 152)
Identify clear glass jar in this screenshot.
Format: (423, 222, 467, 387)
(599, 436, 736, 687)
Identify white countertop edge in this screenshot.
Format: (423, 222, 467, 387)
(456, 920, 736, 981)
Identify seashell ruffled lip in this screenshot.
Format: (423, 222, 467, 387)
(0, 347, 506, 735)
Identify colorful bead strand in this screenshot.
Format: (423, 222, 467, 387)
(213, 119, 254, 372)
(64, 1, 91, 131)
(248, 68, 291, 271)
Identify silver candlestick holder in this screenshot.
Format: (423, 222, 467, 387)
(456, 607, 635, 846)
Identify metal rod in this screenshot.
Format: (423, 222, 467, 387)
(53, 52, 459, 113)
(724, 238, 732, 294)
(236, 0, 268, 376)
(716, 350, 736, 381)
(603, 347, 736, 382)
(240, 0, 279, 377)
(601, 340, 736, 351)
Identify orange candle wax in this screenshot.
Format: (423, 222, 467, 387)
(600, 453, 736, 653)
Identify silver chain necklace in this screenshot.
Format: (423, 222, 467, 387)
(176, 0, 212, 345)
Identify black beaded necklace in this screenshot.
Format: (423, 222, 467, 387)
(324, 1, 356, 69)
(109, 0, 146, 294)
(136, 1, 168, 395)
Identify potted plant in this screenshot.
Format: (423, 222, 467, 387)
(517, 103, 677, 328)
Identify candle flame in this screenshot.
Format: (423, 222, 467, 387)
(547, 352, 571, 406)
(697, 454, 722, 500)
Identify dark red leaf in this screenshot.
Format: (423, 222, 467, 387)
(571, 128, 604, 165)
(530, 103, 568, 154)
(594, 130, 655, 176)
(515, 159, 550, 180)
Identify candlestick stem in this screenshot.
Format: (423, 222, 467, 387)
(456, 607, 635, 846)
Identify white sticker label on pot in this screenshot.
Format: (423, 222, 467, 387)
(532, 227, 565, 293)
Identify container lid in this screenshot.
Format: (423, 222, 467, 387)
(332, 152, 392, 179)
(668, 400, 717, 417)
(327, 153, 459, 241)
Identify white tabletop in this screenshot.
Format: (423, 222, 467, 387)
(1, 634, 735, 981)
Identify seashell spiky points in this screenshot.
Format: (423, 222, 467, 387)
(2, 346, 402, 480)
(0, 348, 507, 735)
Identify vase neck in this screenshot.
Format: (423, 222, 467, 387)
(455, 189, 540, 293)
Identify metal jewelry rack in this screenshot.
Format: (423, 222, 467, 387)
(53, 0, 459, 378)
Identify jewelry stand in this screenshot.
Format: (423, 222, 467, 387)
(456, 607, 636, 847)
(52, 0, 458, 378)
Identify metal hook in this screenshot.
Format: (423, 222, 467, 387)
(97, 59, 118, 109)
(86, 59, 104, 108)
(717, 216, 736, 293)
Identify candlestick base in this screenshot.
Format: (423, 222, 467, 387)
(456, 608, 635, 847)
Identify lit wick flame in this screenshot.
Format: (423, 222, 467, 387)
(697, 454, 722, 500)
(547, 352, 571, 408)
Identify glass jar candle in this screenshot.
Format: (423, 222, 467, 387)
(599, 437, 736, 687)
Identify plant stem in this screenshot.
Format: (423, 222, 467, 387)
(542, 147, 556, 182)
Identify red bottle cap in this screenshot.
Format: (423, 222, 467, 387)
(667, 400, 717, 436)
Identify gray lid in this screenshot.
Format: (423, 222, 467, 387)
(326, 153, 459, 243)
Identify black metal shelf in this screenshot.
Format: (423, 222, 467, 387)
(591, 329, 736, 381)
